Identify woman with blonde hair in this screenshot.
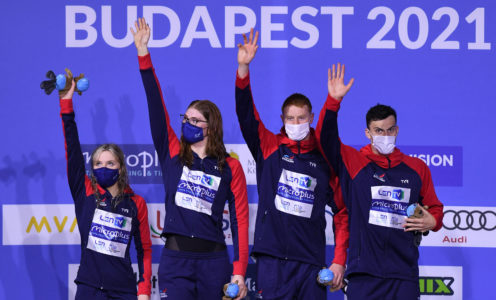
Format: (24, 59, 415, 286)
(57, 80, 152, 300)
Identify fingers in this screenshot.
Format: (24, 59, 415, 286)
(253, 30, 259, 46)
(346, 77, 355, 89)
(328, 63, 350, 80)
(248, 28, 254, 44)
(131, 21, 138, 35)
(234, 283, 248, 300)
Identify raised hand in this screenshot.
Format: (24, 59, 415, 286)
(131, 17, 151, 56)
(237, 28, 259, 78)
(328, 63, 354, 101)
(59, 79, 76, 100)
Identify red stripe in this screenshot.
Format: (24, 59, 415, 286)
(145, 55, 181, 158)
(235, 70, 250, 89)
(59, 98, 96, 196)
(59, 98, 74, 114)
(138, 54, 153, 70)
(330, 177, 349, 266)
(236, 71, 279, 160)
(132, 194, 153, 296)
(226, 157, 249, 276)
(402, 156, 444, 231)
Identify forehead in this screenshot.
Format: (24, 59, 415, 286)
(369, 115, 397, 128)
(283, 105, 311, 116)
(185, 107, 204, 119)
(95, 150, 117, 162)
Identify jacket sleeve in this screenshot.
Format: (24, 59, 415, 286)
(226, 157, 249, 277)
(327, 175, 349, 266)
(138, 54, 181, 164)
(59, 99, 93, 211)
(132, 194, 153, 296)
(403, 158, 444, 231)
(235, 71, 279, 163)
(316, 95, 365, 267)
(316, 95, 368, 180)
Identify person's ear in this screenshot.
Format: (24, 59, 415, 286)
(365, 128, 372, 141)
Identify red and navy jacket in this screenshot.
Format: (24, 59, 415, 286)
(235, 72, 348, 267)
(317, 95, 444, 281)
(138, 54, 249, 276)
(59, 99, 152, 295)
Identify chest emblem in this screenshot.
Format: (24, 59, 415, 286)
(87, 209, 132, 258)
(175, 166, 221, 216)
(369, 185, 411, 230)
(282, 154, 294, 163)
(274, 169, 317, 218)
(373, 172, 386, 182)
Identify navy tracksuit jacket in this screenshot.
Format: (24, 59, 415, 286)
(138, 54, 249, 276)
(317, 94, 444, 281)
(60, 99, 152, 295)
(235, 72, 348, 267)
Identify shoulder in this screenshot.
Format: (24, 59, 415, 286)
(401, 154, 430, 176)
(130, 193, 147, 206)
(225, 156, 243, 173)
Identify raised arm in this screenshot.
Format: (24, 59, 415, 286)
(235, 29, 278, 161)
(316, 63, 359, 175)
(59, 80, 91, 211)
(132, 18, 180, 164)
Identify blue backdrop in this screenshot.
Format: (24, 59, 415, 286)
(1, 1, 495, 299)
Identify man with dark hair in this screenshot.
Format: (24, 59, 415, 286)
(317, 64, 444, 299)
(366, 104, 397, 128)
(235, 30, 349, 299)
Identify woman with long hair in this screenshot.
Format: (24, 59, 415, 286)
(58, 80, 152, 300)
(131, 18, 249, 300)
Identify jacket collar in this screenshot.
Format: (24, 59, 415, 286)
(360, 144, 404, 169)
(278, 127, 318, 154)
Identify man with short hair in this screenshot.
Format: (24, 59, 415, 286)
(317, 63, 444, 299)
(235, 29, 349, 299)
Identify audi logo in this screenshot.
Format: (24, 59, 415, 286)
(443, 210, 496, 231)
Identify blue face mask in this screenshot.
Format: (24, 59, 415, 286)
(93, 167, 119, 188)
(182, 122, 205, 144)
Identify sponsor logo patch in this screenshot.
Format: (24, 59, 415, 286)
(274, 169, 317, 218)
(87, 209, 132, 258)
(369, 186, 411, 229)
(174, 166, 221, 216)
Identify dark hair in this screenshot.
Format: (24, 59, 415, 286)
(281, 93, 312, 115)
(180, 100, 227, 171)
(90, 144, 129, 207)
(366, 104, 397, 128)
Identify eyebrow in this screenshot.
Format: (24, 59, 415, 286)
(373, 125, 396, 130)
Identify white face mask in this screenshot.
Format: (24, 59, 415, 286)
(285, 122, 310, 141)
(372, 135, 396, 154)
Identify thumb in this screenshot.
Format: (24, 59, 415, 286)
(346, 78, 355, 89)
